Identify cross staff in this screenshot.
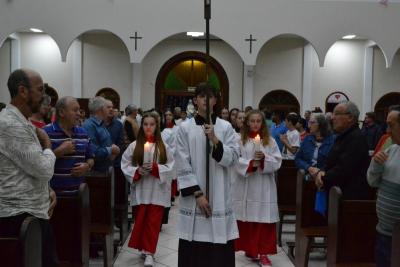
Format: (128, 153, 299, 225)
(204, 0, 211, 200)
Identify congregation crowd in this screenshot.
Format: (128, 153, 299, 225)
(0, 68, 399, 267)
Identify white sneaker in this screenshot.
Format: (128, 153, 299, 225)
(144, 254, 154, 267)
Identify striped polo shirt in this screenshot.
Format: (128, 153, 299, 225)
(44, 122, 94, 190)
(367, 144, 400, 236)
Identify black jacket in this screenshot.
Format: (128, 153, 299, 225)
(322, 124, 370, 200)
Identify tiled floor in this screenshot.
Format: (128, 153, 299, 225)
(90, 202, 326, 266)
(112, 202, 294, 267)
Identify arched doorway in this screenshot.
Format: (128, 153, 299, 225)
(44, 83, 59, 107)
(155, 51, 229, 112)
(374, 92, 400, 122)
(258, 90, 300, 115)
(96, 87, 120, 110)
(325, 91, 349, 113)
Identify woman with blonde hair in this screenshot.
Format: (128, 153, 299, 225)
(233, 110, 282, 266)
(121, 112, 175, 267)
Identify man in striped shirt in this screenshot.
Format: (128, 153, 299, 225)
(367, 105, 400, 267)
(44, 96, 94, 192)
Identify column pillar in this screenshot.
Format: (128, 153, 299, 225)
(242, 64, 254, 109)
(302, 43, 313, 114)
(71, 39, 83, 98)
(362, 45, 374, 116)
(132, 63, 142, 107)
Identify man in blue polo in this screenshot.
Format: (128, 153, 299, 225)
(83, 96, 120, 172)
(44, 96, 94, 191)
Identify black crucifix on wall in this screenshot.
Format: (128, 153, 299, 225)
(245, 34, 257, 54)
(130, 31, 142, 51)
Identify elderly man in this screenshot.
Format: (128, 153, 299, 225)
(44, 96, 94, 191)
(367, 105, 400, 267)
(315, 101, 370, 200)
(0, 69, 58, 266)
(83, 96, 120, 172)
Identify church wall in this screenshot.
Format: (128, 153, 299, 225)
(372, 48, 400, 107)
(81, 33, 132, 110)
(311, 40, 366, 112)
(19, 33, 73, 98)
(254, 37, 305, 108)
(0, 39, 10, 103)
(141, 39, 243, 110)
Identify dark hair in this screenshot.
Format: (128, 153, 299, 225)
(195, 82, 219, 98)
(286, 113, 299, 126)
(7, 69, 31, 98)
(298, 117, 307, 129)
(365, 112, 376, 122)
(244, 106, 253, 113)
(272, 110, 285, 122)
(0, 102, 6, 112)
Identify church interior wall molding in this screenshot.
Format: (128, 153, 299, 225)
(2, 0, 400, 66)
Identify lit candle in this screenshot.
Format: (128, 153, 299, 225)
(144, 142, 152, 164)
(254, 134, 261, 152)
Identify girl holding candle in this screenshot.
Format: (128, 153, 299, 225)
(121, 112, 175, 267)
(232, 110, 282, 267)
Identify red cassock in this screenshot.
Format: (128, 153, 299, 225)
(129, 204, 164, 254)
(129, 162, 164, 254)
(235, 221, 277, 258)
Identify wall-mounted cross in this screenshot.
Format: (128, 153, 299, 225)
(245, 34, 257, 54)
(130, 31, 142, 51)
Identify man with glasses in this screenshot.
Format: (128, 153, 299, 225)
(315, 101, 370, 200)
(0, 69, 59, 266)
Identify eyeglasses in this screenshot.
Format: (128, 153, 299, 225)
(333, 112, 350, 116)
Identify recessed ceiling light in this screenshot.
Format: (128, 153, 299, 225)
(342, 34, 356, 40)
(30, 28, 43, 33)
(187, 32, 204, 37)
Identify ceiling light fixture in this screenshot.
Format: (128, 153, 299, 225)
(187, 32, 204, 37)
(30, 28, 43, 33)
(342, 34, 356, 40)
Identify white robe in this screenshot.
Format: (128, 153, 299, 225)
(232, 136, 282, 223)
(176, 117, 240, 244)
(121, 141, 175, 207)
(161, 126, 178, 156)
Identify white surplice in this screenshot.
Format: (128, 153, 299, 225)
(121, 141, 175, 207)
(161, 126, 178, 156)
(176, 117, 240, 244)
(232, 136, 282, 223)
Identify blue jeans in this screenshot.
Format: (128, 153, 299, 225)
(375, 231, 391, 267)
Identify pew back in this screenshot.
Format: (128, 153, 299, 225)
(86, 167, 115, 234)
(327, 186, 377, 266)
(0, 216, 42, 267)
(277, 160, 297, 210)
(51, 183, 90, 266)
(392, 222, 400, 267)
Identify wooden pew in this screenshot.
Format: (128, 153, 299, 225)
(0, 216, 42, 267)
(294, 170, 328, 267)
(86, 167, 115, 267)
(276, 159, 298, 247)
(391, 222, 400, 267)
(327, 186, 377, 267)
(51, 183, 90, 267)
(114, 166, 129, 247)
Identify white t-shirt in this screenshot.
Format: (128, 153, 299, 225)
(283, 129, 300, 160)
